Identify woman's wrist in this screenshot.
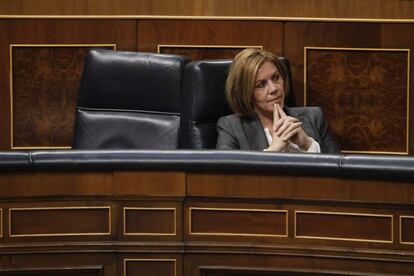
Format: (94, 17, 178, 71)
(267, 141, 287, 152)
(300, 137, 314, 151)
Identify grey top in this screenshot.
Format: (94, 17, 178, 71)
(216, 106, 340, 154)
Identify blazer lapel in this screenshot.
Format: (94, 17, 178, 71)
(242, 116, 269, 150)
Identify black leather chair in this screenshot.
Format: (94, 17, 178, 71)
(180, 57, 295, 149)
(73, 50, 190, 149)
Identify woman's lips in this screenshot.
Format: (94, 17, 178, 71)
(268, 98, 281, 104)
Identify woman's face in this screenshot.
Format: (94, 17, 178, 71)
(252, 61, 285, 117)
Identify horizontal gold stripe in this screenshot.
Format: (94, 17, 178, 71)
(0, 209, 2, 238)
(0, 15, 414, 23)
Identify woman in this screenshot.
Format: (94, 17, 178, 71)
(216, 48, 340, 153)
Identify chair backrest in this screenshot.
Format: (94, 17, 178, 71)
(72, 49, 190, 149)
(180, 56, 295, 149)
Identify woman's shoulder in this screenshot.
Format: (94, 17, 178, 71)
(285, 106, 323, 118)
(217, 114, 257, 124)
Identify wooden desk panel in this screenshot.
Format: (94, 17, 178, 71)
(0, 170, 413, 275)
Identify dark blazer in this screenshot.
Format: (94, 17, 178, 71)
(216, 106, 340, 154)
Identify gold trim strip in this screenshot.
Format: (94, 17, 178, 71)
(10, 44, 117, 48)
(157, 44, 263, 54)
(305, 46, 411, 52)
(189, 207, 288, 237)
(1, 15, 414, 23)
(12, 146, 72, 150)
(400, 215, 414, 245)
(304, 46, 410, 155)
(123, 207, 177, 236)
(0, 209, 2, 238)
(124, 258, 176, 276)
(9, 43, 116, 150)
(294, 210, 393, 243)
(9, 206, 112, 237)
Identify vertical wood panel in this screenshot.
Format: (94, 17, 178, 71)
(381, 24, 414, 154)
(284, 22, 382, 106)
(0, 20, 136, 150)
(11, 45, 114, 148)
(305, 48, 409, 153)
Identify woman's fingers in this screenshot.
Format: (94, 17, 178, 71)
(277, 104, 287, 118)
(275, 119, 290, 136)
(280, 122, 302, 141)
(273, 117, 300, 134)
(273, 104, 280, 124)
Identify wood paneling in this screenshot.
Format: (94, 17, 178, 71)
(295, 211, 392, 242)
(283, 22, 414, 154)
(124, 258, 176, 276)
(199, 267, 366, 276)
(305, 48, 409, 153)
(284, 22, 382, 106)
(159, 46, 258, 61)
(9, 206, 111, 237)
(113, 171, 185, 196)
(4, 254, 116, 275)
(189, 207, 287, 237)
(400, 216, 414, 244)
(137, 20, 283, 57)
(11, 45, 114, 148)
(1, 170, 414, 274)
(0, 18, 412, 153)
(0, 19, 136, 150)
(124, 207, 176, 236)
(0, 266, 103, 276)
(381, 24, 414, 155)
(186, 172, 414, 204)
(185, 253, 414, 276)
(1, 0, 414, 19)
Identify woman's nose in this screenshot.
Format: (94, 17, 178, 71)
(268, 80, 277, 93)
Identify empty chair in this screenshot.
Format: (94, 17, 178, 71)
(180, 56, 295, 149)
(73, 50, 190, 149)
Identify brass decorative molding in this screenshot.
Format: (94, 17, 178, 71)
(9, 43, 116, 150)
(0, 209, 2, 238)
(304, 46, 410, 155)
(295, 210, 393, 243)
(9, 206, 112, 237)
(157, 44, 263, 53)
(189, 207, 288, 237)
(1, 15, 414, 23)
(123, 207, 177, 236)
(124, 258, 176, 276)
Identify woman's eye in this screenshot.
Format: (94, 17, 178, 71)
(256, 81, 265, 88)
(272, 74, 280, 82)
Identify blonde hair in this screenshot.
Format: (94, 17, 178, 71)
(226, 48, 287, 116)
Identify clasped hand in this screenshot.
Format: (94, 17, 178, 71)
(267, 104, 312, 152)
